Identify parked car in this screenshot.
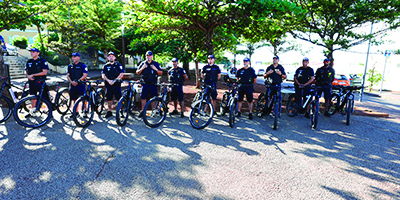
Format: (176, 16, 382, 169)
(257, 69, 265, 76)
(332, 74, 350, 86)
(348, 74, 363, 87)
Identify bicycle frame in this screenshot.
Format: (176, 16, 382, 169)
(265, 85, 282, 116)
(0, 77, 29, 103)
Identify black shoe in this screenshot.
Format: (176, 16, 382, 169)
(138, 111, 143, 118)
(105, 111, 112, 118)
(171, 110, 179, 115)
(304, 112, 310, 119)
(235, 112, 241, 117)
(248, 113, 253, 120)
(180, 112, 184, 118)
(324, 112, 330, 117)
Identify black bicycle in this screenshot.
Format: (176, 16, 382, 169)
(286, 85, 321, 129)
(256, 82, 282, 130)
(142, 82, 179, 128)
(116, 80, 141, 126)
(72, 80, 105, 128)
(189, 83, 215, 129)
(13, 80, 70, 128)
(328, 85, 363, 125)
(0, 77, 29, 123)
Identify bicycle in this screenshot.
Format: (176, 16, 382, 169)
(142, 82, 179, 128)
(116, 80, 141, 126)
(13, 79, 71, 128)
(256, 82, 282, 130)
(189, 83, 216, 129)
(0, 77, 29, 123)
(286, 85, 322, 129)
(328, 85, 363, 125)
(72, 80, 105, 128)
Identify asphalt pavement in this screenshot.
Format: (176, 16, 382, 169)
(0, 75, 399, 199)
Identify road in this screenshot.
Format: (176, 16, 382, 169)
(1, 93, 399, 199)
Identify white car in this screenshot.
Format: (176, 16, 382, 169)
(286, 71, 295, 81)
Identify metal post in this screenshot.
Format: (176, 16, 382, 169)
(121, 12, 125, 70)
(359, 22, 373, 102)
(379, 55, 387, 94)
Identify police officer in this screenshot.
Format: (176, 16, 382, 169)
(236, 57, 257, 120)
(315, 58, 335, 117)
(201, 55, 221, 110)
(102, 52, 124, 118)
(66, 53, 88, 107)
(294, 57, 315, 118)
(168, 58, 188, 118)
(25, 48, 49, 107)
(264, 55, 286, 99)
(136, 50, 163, 117)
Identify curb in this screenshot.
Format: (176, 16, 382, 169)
(364, 92, 381, 98)
(353, 106, 389, 118)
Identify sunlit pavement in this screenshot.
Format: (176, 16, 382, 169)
(1, 101, 399, 199)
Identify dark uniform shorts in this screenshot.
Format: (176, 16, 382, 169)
(70, 83, 86, 100)
(317, 85, 332, 100)
(105, 84, 122, 101)
(171, 85, 184, 102)
(141, 84, 158, 100)
(238, 86, 254, 103)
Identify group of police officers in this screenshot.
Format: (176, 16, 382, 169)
(25, 48, 335, 124)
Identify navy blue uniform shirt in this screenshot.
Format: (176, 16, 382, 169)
(138, 60, 161, 84)
(315, 66, 335, 86)
(25, 58, 49, 80)
(265, 64, 286, 84)
(202, 64, 221, 84)
(68, 62, 88, 81)
(294, 66, 314, 86)
(237, 67, 256, 85)
(168, 67, 187, 85)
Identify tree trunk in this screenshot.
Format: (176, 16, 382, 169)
(327, 48, 334, 67)
(183, 60, 190, 80)
(37, 25, 45, 52)
(195, 60, 200, 88)
(205, 30, 215, 56)
(0, 48, 5, 78)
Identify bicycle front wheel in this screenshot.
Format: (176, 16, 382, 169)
(116, 96, 130, 126)
(143, 98, 167, 128)
(0, 96, 13, 123)
(189, 100, 214, 129)
(346, 99, 353, 126)
(286, 94, 299, 117)
(95, 89, 105, 115)
(13, 96, 53, 128)
(310, 100, 318, 129)
(328, 93, 340, 116)
(256, 93, 266, 118)
(72, 97, 94, 128)
(273, 97, 278, 130)
(55, 88, 71, 115)
(228, 99, 237, 128)
(220, 91, 229, 116)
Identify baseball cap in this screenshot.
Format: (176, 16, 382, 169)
(171, 58, 178, 62)
(107, 51, 115, 56)
(146, 51, 153, 56)
(28, 48, 40, 52)
(303, 57, 309, 61)
(243, 57, 250, 62)
(273, 55, 279, 60)
(207, 55, 215, 59)
(324, 58, 330, 62)
(72, 52, 80, 57)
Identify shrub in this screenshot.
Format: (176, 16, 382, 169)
(12, 36, 29, 49)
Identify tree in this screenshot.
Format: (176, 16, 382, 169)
(290, 0, 400, 62)
(236, 42, 268, 66)
(131, 0, 302, 55)
(0, 0, 60, 77)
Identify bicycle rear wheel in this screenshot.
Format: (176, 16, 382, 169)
(310, 100, 318, 129)
(286, 94, 299, 117)
(143, 97, 167, 128)
(328, 93, 340, 116)
(228, 99, 237, 128)
(220, 91, 229, 116)
(189, 100, 214, 129)
(0, 96, 13, 123)
(273, 96, 278, 130)
(13, 96, 53, 128)
(72, 97, 94, 128)
(256, 93, 266, 117)
(55, 88, 71, 115)
(116, 96, 130, 126)
(95, 89, 105, 115)
(346, 99, 353, 125)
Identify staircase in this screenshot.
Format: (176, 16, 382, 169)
(4, 55, 28, 79)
